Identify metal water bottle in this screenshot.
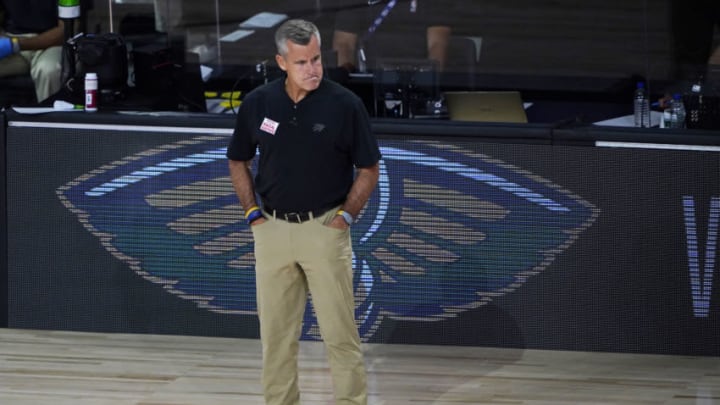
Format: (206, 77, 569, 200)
(84, 72, 98, 112)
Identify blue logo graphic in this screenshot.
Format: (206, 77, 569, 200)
(57, 137, 599, 340)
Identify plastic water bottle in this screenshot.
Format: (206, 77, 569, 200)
(662, 103, 672, 129)
(357, 47, 367, 73)
(670, 93, 686, 129)
(634, 81, 650, 128)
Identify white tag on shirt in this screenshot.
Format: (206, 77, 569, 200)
(260, 117, 279, 135)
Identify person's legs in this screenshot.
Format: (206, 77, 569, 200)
(27, 45, 63, 102)
(0, 53, 30, 77)
(253, 217, 308, 405)
(296, 209, 367, 405)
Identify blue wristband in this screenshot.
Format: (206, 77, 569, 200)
(0, 37, 13, 59)
(246, 209, 264, 225)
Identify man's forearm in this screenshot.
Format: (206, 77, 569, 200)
(228, 159, 258, 210)
(17, 22, 64, 51)
(342, 163, 380, 217)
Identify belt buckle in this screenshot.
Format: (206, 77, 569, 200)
(284, 212, 303, 223)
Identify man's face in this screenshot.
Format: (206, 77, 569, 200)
(276, 35, 323, 94)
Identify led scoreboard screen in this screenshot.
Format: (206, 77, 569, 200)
(6, 122, 720, 356)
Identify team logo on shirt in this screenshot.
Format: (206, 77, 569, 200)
(260, 117, 279, 135)
(57, 136, 599, 342)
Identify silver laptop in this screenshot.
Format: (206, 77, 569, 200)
(445, 91, 528, 123)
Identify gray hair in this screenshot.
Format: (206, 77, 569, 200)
(274, 19, 322, 56)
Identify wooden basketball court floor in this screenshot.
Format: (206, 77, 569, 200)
(0, 328, 718, 404)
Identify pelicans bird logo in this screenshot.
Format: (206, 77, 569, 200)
(57, 136, 599, 340)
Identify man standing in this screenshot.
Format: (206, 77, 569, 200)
(226, 19, 380, 405)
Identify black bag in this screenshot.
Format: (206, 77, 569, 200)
(685, 94, 720, 130)
(75, 33, 128, 94)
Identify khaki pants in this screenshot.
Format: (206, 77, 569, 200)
(252, 207, 367, 405)
(0, 33, 63, 102)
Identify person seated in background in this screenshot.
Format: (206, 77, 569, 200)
(0, 0, 65, 103)
(332, 0, 451, 72)
(669, 0, 720, 86)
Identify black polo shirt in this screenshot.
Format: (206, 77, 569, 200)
(1, 0, 58, 34)
(226, 77, 381, 213)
